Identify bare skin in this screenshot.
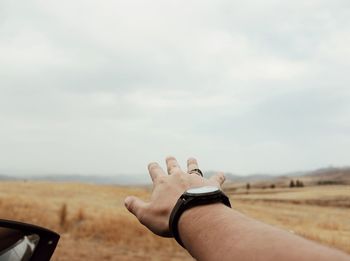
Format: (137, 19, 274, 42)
(125, 156, 350, 261)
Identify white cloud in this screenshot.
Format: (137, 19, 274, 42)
(0, 0, 350, 176)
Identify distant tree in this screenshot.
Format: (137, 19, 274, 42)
(59, 203, 67, 228)
(289, 180, 295, 188)
(270, 184, 275, 189)
(296, 180, 304, 187)
(246, 183, 250, 190)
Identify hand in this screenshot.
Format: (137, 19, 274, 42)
(124, 156, 226, 237)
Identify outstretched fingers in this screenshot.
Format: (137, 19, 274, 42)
(124, 196, 147, 220)
(166, 156, 182, 175)
(148, 162, 166, 182)
(187, 157, 199, 173)
(209, 172, 226, 187)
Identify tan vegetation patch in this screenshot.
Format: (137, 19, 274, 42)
(0, 182, 349, 260)
(230, 186, 350, 253)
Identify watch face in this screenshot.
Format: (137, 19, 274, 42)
(186, 186, 220, 194)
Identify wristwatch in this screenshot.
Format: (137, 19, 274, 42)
(169, 186, 231, 247)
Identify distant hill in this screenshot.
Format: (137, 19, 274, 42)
(302, 167, 350, 185)
(205, 171, 275, 183)
(1, 166, 349, 186)
(0, 174, 17, 181)
(0, 174, 149, 185)
(30, 174, 151, 185)
(217, 166, 350, 188)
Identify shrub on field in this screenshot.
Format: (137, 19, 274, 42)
(59, 203, 67, 227)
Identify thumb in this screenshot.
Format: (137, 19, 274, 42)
(209, 172, 226, 187)
(124, 196, 147, 219)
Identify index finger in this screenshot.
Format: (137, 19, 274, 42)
(166, 156, 182, 174)
(148, 162, 166, 182)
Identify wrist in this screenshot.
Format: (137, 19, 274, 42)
(169, 186, 231, 247)
(178, 203, 229, 249)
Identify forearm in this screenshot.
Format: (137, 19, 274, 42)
(125, 157, 350, 261)
(178, 204, 350, 261)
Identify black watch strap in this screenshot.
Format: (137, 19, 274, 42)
(169, 190, 231, 248)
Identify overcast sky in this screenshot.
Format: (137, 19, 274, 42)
(1, 0, 350, 177)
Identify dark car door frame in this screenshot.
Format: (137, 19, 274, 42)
(0, 219, 60, 261)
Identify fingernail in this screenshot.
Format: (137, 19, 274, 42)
(124, 197, 132, 208)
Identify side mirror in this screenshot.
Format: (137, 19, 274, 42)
(0, 219, 60, 261)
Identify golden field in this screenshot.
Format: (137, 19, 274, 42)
(0, 181, 349, 260)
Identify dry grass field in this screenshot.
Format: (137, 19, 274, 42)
(0, 181, 349, 260)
